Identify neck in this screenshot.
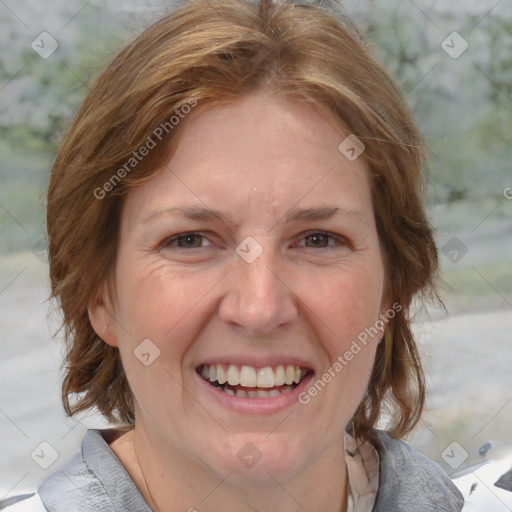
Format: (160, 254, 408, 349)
(110, 425, 349, 512)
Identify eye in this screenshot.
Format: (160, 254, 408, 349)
(162, 233, 211, 249)
(296, 232, 344, 249)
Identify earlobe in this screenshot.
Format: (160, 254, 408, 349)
(88, 298, 119, 348)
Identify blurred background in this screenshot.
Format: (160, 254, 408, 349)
(1, 0, 511, 499)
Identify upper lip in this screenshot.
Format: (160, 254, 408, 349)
(196, 355, 315, 371)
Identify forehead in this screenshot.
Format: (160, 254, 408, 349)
(122, 91, 373, 227)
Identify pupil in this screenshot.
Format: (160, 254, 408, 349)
(180, 235, 201, 247)
(307, 234, 327, 247)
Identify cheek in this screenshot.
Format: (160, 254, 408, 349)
(299, 262, 385, 353)
(114, 262, 221, 354)
(295, 263, 384, 415)
(112, 265, 218, 411)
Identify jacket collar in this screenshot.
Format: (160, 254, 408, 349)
(39, 429, 151, 512)
(371, 430, 464, 511)
(39, 428, 464, 512)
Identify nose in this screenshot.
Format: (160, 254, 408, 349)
(218, 245, 299, 336)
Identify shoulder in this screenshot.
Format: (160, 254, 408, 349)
(36, 428, 150, 512)
(1, 493, 48, 511)
(371, 430, 465, 512)
(36, 429, 108, 511)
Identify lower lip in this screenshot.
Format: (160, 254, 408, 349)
(195, 371, 315, 414)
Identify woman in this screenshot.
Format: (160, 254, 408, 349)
(7, 0, 466, 510)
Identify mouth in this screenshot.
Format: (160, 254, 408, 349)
(197, 363, 312, 399)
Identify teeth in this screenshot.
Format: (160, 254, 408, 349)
(235, 388, 248, 398)
(240, 366, 257, 387)
(228, 385, 294, 398)
(199, 364, 309, 390)
(274, 365, 285, 386)
(257, 367, 275, 388)
(285, 365, 295, 385)
(217, 364, 227, 384)
(227, 364, 240, 386)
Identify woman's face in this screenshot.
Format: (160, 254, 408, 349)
(93, 90, 387, 483)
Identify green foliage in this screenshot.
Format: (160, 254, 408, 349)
(364, 1, 512, 203)
(0, 0, 511, 252)
(0, 1, 134, 251)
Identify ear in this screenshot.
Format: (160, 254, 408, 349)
(88, 293, 119, 348)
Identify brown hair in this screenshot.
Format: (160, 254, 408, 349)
(47, 0, 437, 441)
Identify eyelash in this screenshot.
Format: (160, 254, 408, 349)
(295, 232, 345, 249)
(160, 231, 346, 250)
(161, 233, 212, 249)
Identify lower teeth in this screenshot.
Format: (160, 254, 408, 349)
(220, 383, 295, 398)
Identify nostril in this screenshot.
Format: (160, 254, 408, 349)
(217, 275, 299, 336)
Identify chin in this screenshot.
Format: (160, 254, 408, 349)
(198, 432, 313, 484)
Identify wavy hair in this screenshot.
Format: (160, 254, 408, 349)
(47, 0, 437, 441)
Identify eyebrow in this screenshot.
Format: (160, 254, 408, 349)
(284, 206, 366, 224)
(142, 205, 367, 227)
(143, 206, 235, 225)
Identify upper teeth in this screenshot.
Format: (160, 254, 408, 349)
(200, 364, 307, 388)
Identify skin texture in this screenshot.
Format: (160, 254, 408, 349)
(89, 90, 388, 512)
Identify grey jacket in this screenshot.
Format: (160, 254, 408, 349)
(34, 429, 464, 511)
